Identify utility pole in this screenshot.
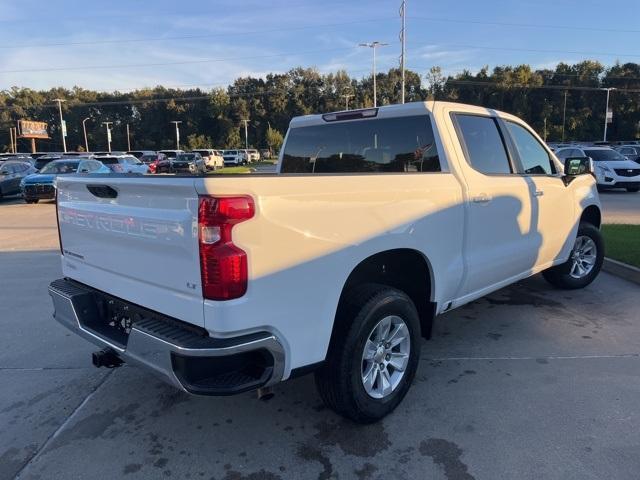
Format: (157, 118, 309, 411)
(242, 119, 249, 149)
(602, 87, 615, 142)
(170, 121, 182, 150)
(359, 41, 388, 107)
(561, 90, 568, 142)
(53, 98, 67, 153)
(399, 0, 406, 104)
(9, 127, 14, 153)
(82, 117, 90, 152)
(342, 93, 353, 110)
(126, 124, 131, 151)
(13, 127, 17, 153)
(543, 117, 547, 142)
(102, 121, 113, 153)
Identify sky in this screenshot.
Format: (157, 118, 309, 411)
(0, 0, 639, 92)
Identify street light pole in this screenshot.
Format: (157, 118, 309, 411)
(561, 90, 567, 142)
(102, 121, 113, 153)
(82, 117, 90, 152)
(242, 119, 249, 149)
(54, 98, 67, 152)
(170, 121, 182, 150)
(399, 0, 406, 104)
(359, 41, 389, 107)
(602, 87, 615, 142)
(126, 123, 131, 151)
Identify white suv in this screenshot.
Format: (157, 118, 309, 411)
(556, 146, 640, 192)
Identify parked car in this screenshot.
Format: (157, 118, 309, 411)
(171, 152, 206, 174)
(614, 145, 640, 163)
(247, 149, 260, 162)
(33, 154, 62, 171)
(98, 155, 149, 174)
(222, 150, 246, 165)
(127, 150, 156, 159)
(0, 161, 37, 198)
(260, 149, 271, 160)
(50, 101, 603, 423)
(141, 152, 170, 174)
(191, 149, 224, 170)
(556, 146, 640, 192)
(158, 149, 184, 160)
(22, 158, 109, 203)
(94, 151, 127, 156)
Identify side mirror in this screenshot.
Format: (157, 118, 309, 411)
(564, 156, 593, 176)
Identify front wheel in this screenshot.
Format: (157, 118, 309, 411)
(542, 222, 604, 289)
(314, 284, 421, 423)
(626, 187, 639, 193)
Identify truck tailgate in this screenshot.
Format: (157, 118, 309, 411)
(56, 175, 204, 326)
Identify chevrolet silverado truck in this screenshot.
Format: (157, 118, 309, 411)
(49, 101, 603, 423)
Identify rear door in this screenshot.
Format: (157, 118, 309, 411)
(449, 112, 537, 299)
(56, 176, 204, 325)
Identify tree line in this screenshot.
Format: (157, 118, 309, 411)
(2, 60, 639, 153)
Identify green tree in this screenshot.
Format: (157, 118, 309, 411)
(265, 126, 284, 153)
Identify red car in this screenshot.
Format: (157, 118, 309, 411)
(141, 152, 170, 174)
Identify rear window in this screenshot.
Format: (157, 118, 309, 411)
(281, 115, 441, 173)
(454, 114, 511, 174)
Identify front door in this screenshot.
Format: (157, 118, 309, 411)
(449, 113, 538, 299)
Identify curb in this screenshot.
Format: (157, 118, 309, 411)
(603, 257, 640, 285)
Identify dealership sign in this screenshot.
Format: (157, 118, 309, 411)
(18, 120, 49, 139)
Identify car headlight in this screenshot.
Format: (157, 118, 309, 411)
(597, 165, 612, 174)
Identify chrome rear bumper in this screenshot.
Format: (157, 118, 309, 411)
(48, 278, 285, 395)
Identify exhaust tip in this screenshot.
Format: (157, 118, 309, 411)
(257, 386, 274, 401)
(92, 348, 124, 368)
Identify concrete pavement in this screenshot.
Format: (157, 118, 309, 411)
(1, 200, 639, 479)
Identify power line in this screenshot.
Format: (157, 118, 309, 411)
(411, 16, 640, 34)
(0, 17, 394, 50)
(408, 42, 640, 59)
(0, 44, 395, 74)
(446, 79, 640, 93)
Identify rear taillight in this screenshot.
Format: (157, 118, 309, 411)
(55, 187, 63, 254)
(198, 195, 255, 300)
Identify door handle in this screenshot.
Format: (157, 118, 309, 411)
(471, 194, 491, 204)
(533, 190, 544, 197)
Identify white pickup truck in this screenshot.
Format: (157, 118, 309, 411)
(49, 101, 603, 423)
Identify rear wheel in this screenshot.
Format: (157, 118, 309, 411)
(626, 187, 639, 193)
(542, 222, 604, 289)
(314, 284, 421, 423)
(25, 198, 39, 204)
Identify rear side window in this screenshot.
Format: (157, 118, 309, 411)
(454, 115, 511, 174)
(505, 122, 555, 175)
(455, 114, 512, 174)
(281, 115, 441, 173)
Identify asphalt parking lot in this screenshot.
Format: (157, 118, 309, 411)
(1, 195, 639, 480)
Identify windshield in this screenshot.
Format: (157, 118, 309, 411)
(176, 154, 196, 161)
(584, 149, 627, 162)
(40, 161, 79, 174)
(99, 157, 119, 164)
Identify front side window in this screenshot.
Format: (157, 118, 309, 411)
(454, 114, 511, 174)
(505, 122, 555, 175)
(281, 115, 441, 174)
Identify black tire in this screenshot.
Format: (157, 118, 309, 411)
(314, 283, 421, 423)
(25, 198, 39, 204)
(542, 222, 604, 289)
(626, 187, 639, 193)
